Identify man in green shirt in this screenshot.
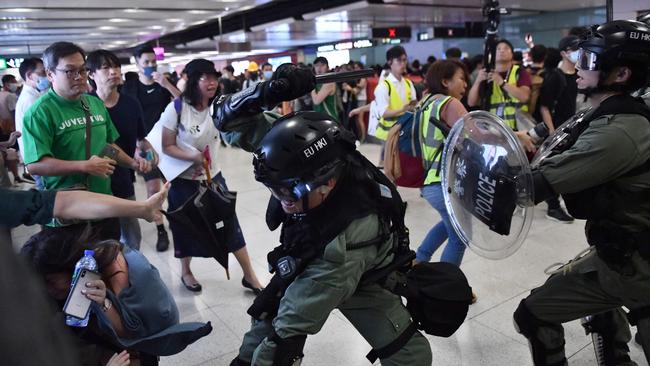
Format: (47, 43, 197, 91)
(310, 56, 340, 122)
(21, 42, 151, 229)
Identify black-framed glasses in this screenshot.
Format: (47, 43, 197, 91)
(55, 67, 89, 79)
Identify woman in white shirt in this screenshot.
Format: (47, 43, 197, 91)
(161, 59, 263, 293)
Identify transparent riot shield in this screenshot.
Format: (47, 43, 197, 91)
(441, 111, 534, 259)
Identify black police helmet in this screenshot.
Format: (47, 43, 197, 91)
(579, 20, 650, 70)
(253, 112, 357, 201)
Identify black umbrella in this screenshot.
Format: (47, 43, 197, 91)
(164, 160, 236, 278)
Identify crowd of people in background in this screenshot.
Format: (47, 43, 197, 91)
(1, 19, 648, 365)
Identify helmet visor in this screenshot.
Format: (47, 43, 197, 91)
(576, 49, 599, 71)
(268, 185, 301, 202)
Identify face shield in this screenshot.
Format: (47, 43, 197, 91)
(267, 183, 306, 202)
(576, 49, 599, 71)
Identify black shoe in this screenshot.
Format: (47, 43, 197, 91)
(181, 275, 202, 292)
(241, 278, 263, 296)
(156, 228, 170, 252)
(546, 208, 574, 223)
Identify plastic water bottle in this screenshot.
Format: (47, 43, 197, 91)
(66, 250, 98, 327)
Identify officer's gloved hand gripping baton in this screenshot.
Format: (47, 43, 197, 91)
(212, 65, 375, 131)
(267, 68, 376, 96)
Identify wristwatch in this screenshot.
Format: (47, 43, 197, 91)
(102, 298, 112, 312)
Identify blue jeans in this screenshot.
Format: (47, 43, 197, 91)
(119, 195, 142, 250)
(415, 183, 465, 266)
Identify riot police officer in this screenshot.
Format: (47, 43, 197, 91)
(513, 20, 650, 365)
(210, 66, 432, 365)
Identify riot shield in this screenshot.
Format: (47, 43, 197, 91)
(531, 108, 593, 167)
(441, 111, 534, 259)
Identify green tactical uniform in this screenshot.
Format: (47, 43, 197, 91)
(220, 113, 432, 366)
(518, 98, 650, 365)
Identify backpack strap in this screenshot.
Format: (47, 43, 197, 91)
(173, 97, 184, 131)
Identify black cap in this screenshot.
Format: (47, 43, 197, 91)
(184, 58, 217, 78)
(558, 35, 579, 51)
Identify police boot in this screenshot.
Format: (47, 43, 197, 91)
(582, 311, 636, 366)
(513, 300, 568, 366)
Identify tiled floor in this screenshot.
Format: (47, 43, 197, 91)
(9, 143, 648, 366)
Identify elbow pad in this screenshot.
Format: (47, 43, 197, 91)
(532, 169, 557, 204)
(212, 63, 316, 131)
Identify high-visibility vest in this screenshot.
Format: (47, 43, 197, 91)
(487, 64, 528, 130)
(421, 94, 452, 185)
(375, 77, 413, 140)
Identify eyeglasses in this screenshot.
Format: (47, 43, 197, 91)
(55, 67, 89, 79)
(199, 75, 219, 83)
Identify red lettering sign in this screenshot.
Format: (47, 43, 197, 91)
(388, 28, 396, 37)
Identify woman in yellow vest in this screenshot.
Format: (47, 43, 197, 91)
(373, 46, 417, 166)
(467, 39, 532, 129)
(414, 60, 470, 269)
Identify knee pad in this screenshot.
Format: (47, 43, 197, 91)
(513, 299, 567, 366)
(271, 331, 307, 366)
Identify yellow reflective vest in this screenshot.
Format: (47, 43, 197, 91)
(487, 64, 528, 130)
(375, 77, 413, 140)
(421, 94, 452, 185)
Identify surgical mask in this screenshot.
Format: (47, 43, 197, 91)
(36, 76, 51, 91)
(7, 83, 17, 93)
(143, 66, 156, 78)
(263, 70, 273, 80)
(568, 50, 580, 64)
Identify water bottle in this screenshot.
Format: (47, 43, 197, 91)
(66, 250, 98, 327)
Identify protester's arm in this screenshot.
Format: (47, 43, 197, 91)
(153, 72, 181, 98)
(0, 131, 20, 148)
(467, 69, 488, 107)
(27, 155, 116, 178)
(490, 71, 531, 103)
(310, 83, 335, 105)
(109, 143, 151, 173)
(540, 106, 555, 133)
(161, 127, 203, 163)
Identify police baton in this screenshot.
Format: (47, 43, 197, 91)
(268, 69, 375, 96)
(314, 69, 375, 84)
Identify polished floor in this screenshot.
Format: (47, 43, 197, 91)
(10, 143, 648, 366)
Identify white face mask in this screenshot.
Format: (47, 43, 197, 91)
(568, 50, 580, 64)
